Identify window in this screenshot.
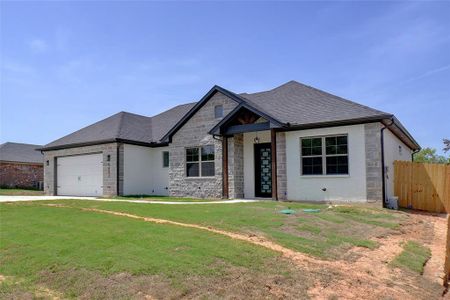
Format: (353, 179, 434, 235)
(214, 105, 223, 119)
(301, 137, 323, 175)
(162, 151, 169, 168)
(186, 145, 215, 177)
(301, 135, 348, 175)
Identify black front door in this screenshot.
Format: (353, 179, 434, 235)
(254, 143, 272, 198)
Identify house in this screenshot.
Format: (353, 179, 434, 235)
(0, 142, 44, 189)
(39, 81, 420, 203)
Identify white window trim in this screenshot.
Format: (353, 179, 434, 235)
(300, 134, 349, 176)
(185, 146, 215, 178)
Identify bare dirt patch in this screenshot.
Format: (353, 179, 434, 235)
(421, 213, 448, 285)
(41, 204, 445, 299)
(308, 211, 444, 299)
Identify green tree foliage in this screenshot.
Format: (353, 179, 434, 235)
(414, 147, 449, 164)
(444, 138, 450, 153)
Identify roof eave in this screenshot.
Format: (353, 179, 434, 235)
(0, 160, 44, 165)
(38, 139, 119, 151)
(284, 114, 393, 131)
(382, 117, 421, 151)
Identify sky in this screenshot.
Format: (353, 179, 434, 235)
(1, 1, 449, 154)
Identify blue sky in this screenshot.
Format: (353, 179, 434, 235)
(1, 1, 449, 154)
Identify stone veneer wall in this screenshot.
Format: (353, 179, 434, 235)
(169, 92, 238, 199)
(276, 132, 287, 200)
(0, 162, 43, 189)
(117, 143, 124, 196)
(43, 142, 123, 196)
(228, 133, 244, 198)
(364, 122, 383, 202)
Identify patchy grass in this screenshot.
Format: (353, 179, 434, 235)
(0, 188, 44, 196)
(0, 200, 439, 298)
(40, 200, 404, 259)
(1, 202, 315, 299)
(391, 241, 432, 274)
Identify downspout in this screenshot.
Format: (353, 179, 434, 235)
(380, 118, 394, 208)
(212, 134, 223, 141)
(411, 149, 420, 162)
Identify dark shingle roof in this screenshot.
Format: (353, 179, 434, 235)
(0, 142, 43, 164)
(41, 80, 418, 151)
(239, 81, 391, 125)
(41, 104, 195, 150)
(151, 103, 196, 142)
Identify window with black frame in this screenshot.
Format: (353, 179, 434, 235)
(325, 136, 348, 174)
(186, 145, 215, 177)
(301, 135, 348, 175)
(162, 151, 169, 168)
(301, 137, 323, 175)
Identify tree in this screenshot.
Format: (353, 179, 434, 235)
(414, 147, 449, 164)
(444, 138, 450, 153)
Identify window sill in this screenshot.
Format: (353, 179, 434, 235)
(300, 174, 350, 178)
(185, 176, 216, 180)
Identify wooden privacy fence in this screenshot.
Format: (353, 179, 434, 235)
(394, 161, 450, 213)
(445, 215, 450, 287)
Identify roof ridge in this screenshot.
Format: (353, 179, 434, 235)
(119, 110, 153, 118)
(151, 102, 197, 119)
(1, 141, 42, 147)
(115, 111, 126, 138)
(287, 81, 390, 115)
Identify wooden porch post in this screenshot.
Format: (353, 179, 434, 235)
(271, 129, 278, 200)
(222, 136, 229, 199)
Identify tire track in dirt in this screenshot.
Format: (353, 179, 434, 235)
(44, 204, 323, 267)
(41, 204, 444, 299)
(422, 214, 448, 285)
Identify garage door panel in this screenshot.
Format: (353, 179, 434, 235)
(57, 153, 103, 196)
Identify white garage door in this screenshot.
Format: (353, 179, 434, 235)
(57, 153, 103, 196)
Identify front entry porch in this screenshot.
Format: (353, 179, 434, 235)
(209, 104, 287, 201)
(222, 129, 281, 200)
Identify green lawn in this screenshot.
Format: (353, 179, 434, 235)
(30, 200, 403, 259)
(391, 241, 432, 274)
(0, 188, 44, 196)
(0, 200, 408, 298)
(108, 195, 225, 202)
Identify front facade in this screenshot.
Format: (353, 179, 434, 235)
(0, 142, 44, 189)
(40, 81, 419, 203)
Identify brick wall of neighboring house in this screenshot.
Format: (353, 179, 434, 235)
(43, 143, 122, 196)
(0, 161, 44, 189)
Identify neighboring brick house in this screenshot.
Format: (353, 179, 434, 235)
(39, 81, 420, 204)
(0, 142, 44, 189)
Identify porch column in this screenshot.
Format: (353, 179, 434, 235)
(222, 136, 229, 199)
(271, 129, 278, 200)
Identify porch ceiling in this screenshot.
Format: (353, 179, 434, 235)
(209, 105, 285, 136)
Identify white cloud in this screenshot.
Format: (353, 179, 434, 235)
(400, 64, 450, 85)
(28, 38, 48, 53)
(1, 60, 35, 74)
